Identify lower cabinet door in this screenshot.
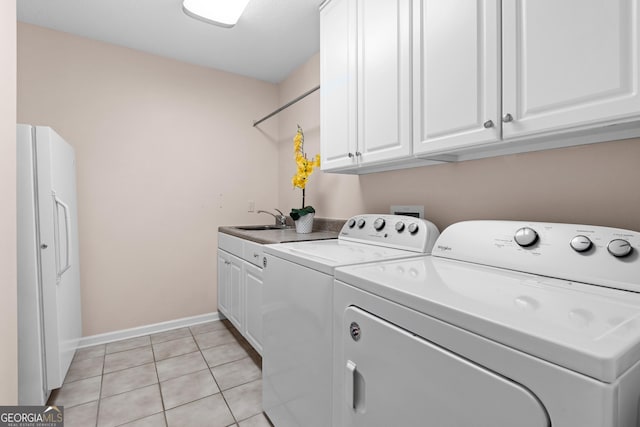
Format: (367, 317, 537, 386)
(227, 254, 243, 331)
(217, 251, 230, 317)
(243, 262, 263, 355)
(338, 306, 550, 427)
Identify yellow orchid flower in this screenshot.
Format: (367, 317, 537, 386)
(291, 125, 320, 203)
(294, 175, 307, 189)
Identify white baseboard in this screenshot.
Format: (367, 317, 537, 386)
(78, 312, 222, 348)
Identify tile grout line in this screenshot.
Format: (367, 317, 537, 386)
(98, 337, 162, 427)
(104, 335, 152, 356)
(103, 336, 165, 427)
(191, 324, 239, 425)
(93, 363, 156, 400)
(149, 335, 170, 427)
(210, 365, 238, 425)
(94, 347, 106, 427)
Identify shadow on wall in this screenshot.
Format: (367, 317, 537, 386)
(358, 138, 640, 232)
(253, 125, 279, 145)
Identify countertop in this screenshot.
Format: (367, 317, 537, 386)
(218, 217, 345, 245)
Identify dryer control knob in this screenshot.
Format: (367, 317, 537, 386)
(608, 239, 633, 258)
(570, 235, 592, 253)
(395, 222, 405, 232)
(408, 223, 419, 234)
(357, 218, 366, 229)
(373, 218, 386, 231)
(514, 227, 538, 247)
(348, 218, 356, 228)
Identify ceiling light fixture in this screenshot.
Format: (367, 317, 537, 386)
(182, 0, 251, 28)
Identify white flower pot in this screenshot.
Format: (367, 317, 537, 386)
(294, 212, 315, 234)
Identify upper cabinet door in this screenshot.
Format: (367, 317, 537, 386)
(413, 0, 501, 155)
(502, 0, 640, 139)
(357, 0, 412, 164)
(320, 0, 358, 171)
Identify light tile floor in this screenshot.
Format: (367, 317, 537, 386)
(49, 320, 272, 427)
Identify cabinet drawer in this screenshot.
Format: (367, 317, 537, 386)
(218, 232, 243, 258)
(243, 240, 264, 267)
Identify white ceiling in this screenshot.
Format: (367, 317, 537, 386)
(17, 0, 323, 84)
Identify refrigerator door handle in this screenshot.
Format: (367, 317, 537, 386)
(53, 192, 72, 283)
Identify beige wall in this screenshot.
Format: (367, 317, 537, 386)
(1, 0, 18, 404)
(279, 53, 640, 233)
(18, 23, 280, 336)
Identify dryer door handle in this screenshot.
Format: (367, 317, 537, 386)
(345, 360, 366, 413)
(346, 360, 356, 409)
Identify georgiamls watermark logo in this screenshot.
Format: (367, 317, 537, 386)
(437, 245, 452, 251)
(0, 406, 63, 427)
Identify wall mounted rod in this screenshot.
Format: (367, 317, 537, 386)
(253, 85, 320, 127)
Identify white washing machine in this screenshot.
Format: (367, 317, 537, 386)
(262, 214, 440, 427)
(333, 220, 640, 427)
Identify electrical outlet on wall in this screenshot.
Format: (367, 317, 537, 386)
(390, 205, 425, 219)
(248, 200, 255, 212)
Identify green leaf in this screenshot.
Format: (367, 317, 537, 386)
(289, 206, 315, 221)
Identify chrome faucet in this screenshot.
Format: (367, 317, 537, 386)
(257, 209, 288, 227)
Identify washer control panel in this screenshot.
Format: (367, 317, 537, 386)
(433, 221, 640, 292)
(340, 214, 440, 253)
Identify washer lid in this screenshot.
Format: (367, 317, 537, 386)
(335, 256, 640, 383)
(264, 240, 421, 274)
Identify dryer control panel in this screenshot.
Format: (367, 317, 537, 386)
(339, 214, 440, 254)
(433, 221, 640, 293)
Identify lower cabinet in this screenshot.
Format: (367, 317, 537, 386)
(243, 262, 263, 355)
(217, 233, 264, 355)
(217, 251, 230, 316)
(218, 251, 243, 332)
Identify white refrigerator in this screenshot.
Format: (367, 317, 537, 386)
(17, 124, 82, 405)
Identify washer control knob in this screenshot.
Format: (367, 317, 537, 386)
(395, 222, 405, 232)
(373, 218, 385, 231)
(608, 239, 633, 258)
(514, 227, 538, 247)
(357, 218, 366, 229)
(570, 235, 592, 253)
(347, 218, 356, 228)
(407, 223, 419, 234)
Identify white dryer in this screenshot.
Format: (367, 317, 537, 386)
(333, 221, 640, 427)
(262, 214, 440, 427)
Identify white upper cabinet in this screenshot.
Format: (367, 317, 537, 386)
(321, 0, 640, 171)
(413, 0, 501, 155)
(414, 0, 640, 158)
(357, 0, 412, 165)
(320, 0, 357, 171)
(321, 0, 416, 172)
(502, 0, 640, 139)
